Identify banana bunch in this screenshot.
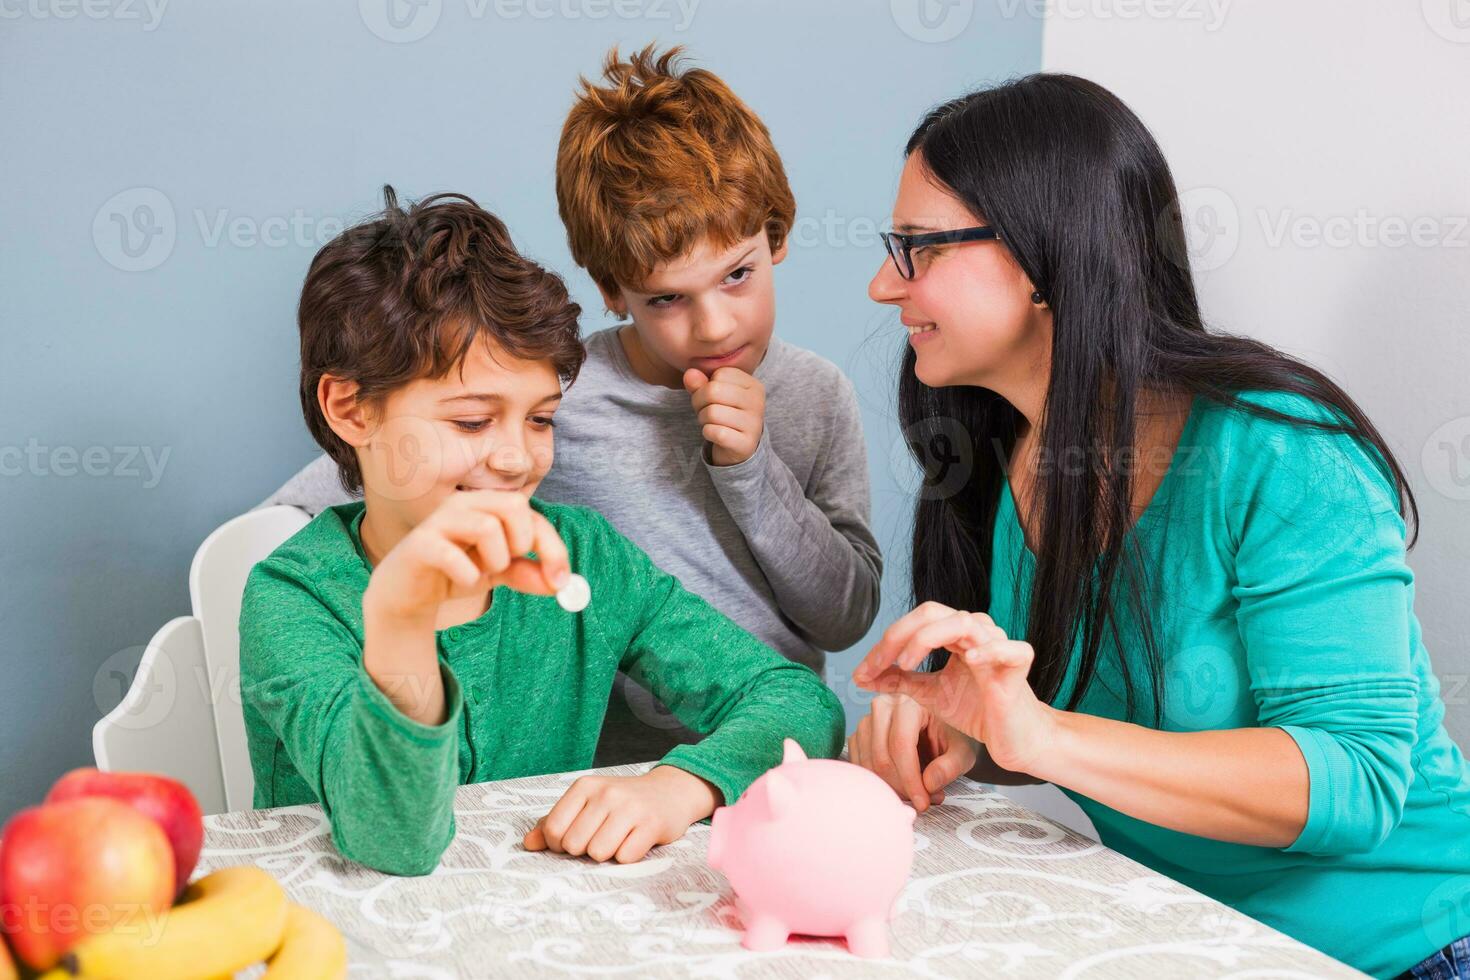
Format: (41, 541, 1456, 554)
(47, 866, 347, 979)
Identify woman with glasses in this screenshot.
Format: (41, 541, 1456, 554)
(847, 73, 1470, 980)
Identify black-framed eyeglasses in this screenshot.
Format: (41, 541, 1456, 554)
(881, 226, 999, 280)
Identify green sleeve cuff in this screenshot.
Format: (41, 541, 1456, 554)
(329, 661, 463, 875)
(354, 659, 465, 742)
(655, 747, 742, 815)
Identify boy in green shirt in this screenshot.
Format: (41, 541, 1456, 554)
(239, 186, 844, 876)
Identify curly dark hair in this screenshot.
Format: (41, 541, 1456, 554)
(298, 185, 585, 494)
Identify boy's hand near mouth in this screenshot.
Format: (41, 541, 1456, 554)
(684, 366, 767, 467)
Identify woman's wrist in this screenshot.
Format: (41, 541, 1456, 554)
(1022, 704, 1076, 786)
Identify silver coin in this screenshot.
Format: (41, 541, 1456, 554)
(556, 573, 591, 613)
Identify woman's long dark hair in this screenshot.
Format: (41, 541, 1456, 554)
(901, 74, 1418, 724)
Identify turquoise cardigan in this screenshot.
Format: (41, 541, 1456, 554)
(988, 390, 1470, 978)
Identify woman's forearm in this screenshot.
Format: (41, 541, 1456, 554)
(1031, 708, 1310, 848)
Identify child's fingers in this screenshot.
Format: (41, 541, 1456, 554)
(704, 380, 748, 409)
(495, 557, 561, 597)
(709, 366, 755, 387)
(528, 512, 571, 592)
(689, 379, 746, 414)
(471, 518, 511, 578)
(701, 423, 744, 450)
(497, 506, 536, 560)
(424, 537, 483, 589)
(614, 825, 659, 864)
(426, 507, 500, 547)
(682, 368, 709, 393)
(523, 820, 547, 851)
(585, 812, 637, 863)
(559, 806, 609, 858)
(696, 403, 750, 433)
(539, 788, 589, 853)
(450, 491, 535, 557)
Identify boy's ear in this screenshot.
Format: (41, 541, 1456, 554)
(771, 239, 789, 266)
(597, 282, 628, 319)
(317, 374, 375, 448)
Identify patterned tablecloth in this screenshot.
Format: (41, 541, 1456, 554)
(198, 762, 1364, 978)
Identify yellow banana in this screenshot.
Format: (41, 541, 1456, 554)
(61, 866, 288, 980)
(262, 903, 347, 980)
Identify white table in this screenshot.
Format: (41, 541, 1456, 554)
(198, 762, 1364, 978)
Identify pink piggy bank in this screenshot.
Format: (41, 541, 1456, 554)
(707, 738, 916, 958)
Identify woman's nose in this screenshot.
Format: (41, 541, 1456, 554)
(868, 257, 906, 305)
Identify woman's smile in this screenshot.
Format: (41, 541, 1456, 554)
(906, 323, 938, 343)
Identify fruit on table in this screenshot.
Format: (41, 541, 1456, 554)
(0, 935, 17, 980)
(62, 866, 288, 980)
(46, 768, 204, 898)
(263, 903, 348, 979)
(0, 798, 175, 970)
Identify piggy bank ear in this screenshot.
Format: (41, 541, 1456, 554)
(781, 738, 807, 765)
(764, 770, 799, 820)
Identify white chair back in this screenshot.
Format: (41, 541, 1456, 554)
(93, 616, 229, 814)
(188, 505, 310, 811)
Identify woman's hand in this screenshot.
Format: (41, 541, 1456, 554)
(522, 766, 720, 864)
(852, 602, 1058, 776)
(848, 693, 979, 813)
(363, 490, 571, 627)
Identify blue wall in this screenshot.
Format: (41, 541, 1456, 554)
(0, 0, 1042, 817)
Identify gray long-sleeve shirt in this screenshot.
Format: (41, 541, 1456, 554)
(263, 327, 882, 672)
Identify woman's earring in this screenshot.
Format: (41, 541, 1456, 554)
(1031, 290, 1046, 306)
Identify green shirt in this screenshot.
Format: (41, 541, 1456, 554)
(988, 390, 1470, 978)
(239, 498, 845, 876)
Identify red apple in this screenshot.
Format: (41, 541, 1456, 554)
(0, 798, 175, 970)
(46, 768, 203, 897)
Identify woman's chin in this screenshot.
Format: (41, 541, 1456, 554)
(913, 352, 955, 389)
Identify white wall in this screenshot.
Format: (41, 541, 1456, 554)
(1043, 2, 1470, 739)
(1003, 1, 1470, 838)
